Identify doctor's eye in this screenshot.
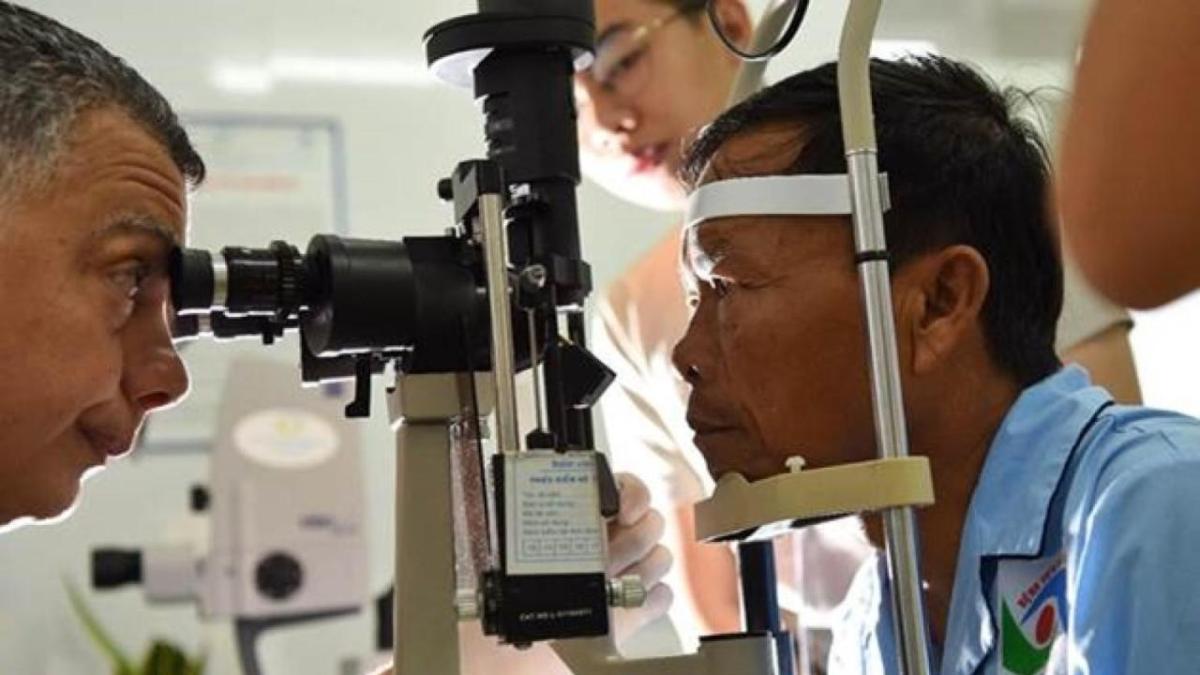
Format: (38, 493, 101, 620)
(110, 262, 151, 300)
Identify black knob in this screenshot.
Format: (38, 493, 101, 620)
(255, 552, 303, 601)
(437, 177, 453, 201)
(92, 549, 143, 589)
(190, 485, 210, 513)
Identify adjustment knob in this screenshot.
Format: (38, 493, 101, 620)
(455, 588, 480, 620)
(607, 574, 646, 609)
(92, 549, 143, 589)
(190, 484, 210, 513)
(255, 552, 303, 601)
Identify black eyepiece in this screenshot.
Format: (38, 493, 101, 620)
(169, 248, 216, 314)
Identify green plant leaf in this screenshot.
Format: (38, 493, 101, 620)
(142, 640, 189, 674)
(64, 580, 136, 675)
(186, 651, 208, 675)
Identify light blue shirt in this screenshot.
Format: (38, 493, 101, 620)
(829, 366, 1200, 674)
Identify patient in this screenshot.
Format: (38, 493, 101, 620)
(673, 56, 1200, 672)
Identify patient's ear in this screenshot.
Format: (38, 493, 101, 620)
(897, 245, 990, 376)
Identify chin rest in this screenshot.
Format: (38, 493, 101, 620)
(694, 457, 934, 543)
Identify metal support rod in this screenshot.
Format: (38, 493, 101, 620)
(542, 295, 570, 447)
(838, 0, 934, 673)
(566, 311, 596, 449)
(479, 193, 521, 452)
(738, 542, 795, 675)
(527, 310, 546, 433)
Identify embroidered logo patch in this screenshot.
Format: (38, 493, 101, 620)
(997, 554, 1067, 674)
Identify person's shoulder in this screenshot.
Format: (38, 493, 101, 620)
(599, 229, 684, 311)
(596, 228, 688, 351)
(1074, 404, 1200, 513)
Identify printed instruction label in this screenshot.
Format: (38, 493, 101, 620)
(504, 452, 606, 576)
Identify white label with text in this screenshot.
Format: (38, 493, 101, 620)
(505, 452, 606, 576)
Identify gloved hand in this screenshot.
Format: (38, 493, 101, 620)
(607, 472, 675, 645)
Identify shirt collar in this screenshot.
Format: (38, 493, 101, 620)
(965, 365, 1112, 558)
(940, 365, 1112, 675)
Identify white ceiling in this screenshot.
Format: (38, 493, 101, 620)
(22, 0, 1094, 82)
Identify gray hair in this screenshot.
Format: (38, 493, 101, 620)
(0, 2, 205, 203)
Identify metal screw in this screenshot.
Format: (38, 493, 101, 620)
(607, 574, 647, 609)
(520, 264, 548, 291)
(455, 588, 480, 620)
(509, 183, 532, 202)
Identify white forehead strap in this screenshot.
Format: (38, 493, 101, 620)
(684, 174, 891, 231)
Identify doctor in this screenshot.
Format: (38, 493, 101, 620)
(673, 55, 1200, 673)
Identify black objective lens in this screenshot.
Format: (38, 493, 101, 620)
(301, 235, 416, 355)
(224, 242, 304, 315)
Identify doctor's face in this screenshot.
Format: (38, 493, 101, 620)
(0, 108, 190, 527)
(671, 130, 879, 481)
(575, 0, 743, 212)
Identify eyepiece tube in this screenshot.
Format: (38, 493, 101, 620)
(221, 243, 304, 315)
(169, 242, 304, 318)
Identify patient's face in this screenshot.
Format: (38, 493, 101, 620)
(672, 130, 879, 480)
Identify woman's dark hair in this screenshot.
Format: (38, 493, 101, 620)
(683, 56, 1063, 386)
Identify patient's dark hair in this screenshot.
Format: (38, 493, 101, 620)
(682, 56, 1063, 387)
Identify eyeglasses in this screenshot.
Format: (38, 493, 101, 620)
(582, 7, 699, 102)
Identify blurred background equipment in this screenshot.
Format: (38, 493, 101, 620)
(91, 358, 369, 675)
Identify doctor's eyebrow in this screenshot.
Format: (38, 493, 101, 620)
(89, 212, 182, 248)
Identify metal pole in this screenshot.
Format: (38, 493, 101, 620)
(838, 0, 933, 673)
(479, 193, 521, 452)
(738, 542, 795, 675)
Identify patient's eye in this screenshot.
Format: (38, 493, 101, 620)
(711, 278, 733, 299)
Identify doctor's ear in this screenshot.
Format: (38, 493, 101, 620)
(898, 245, 990, 376)
(706, 0, 754, 50)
